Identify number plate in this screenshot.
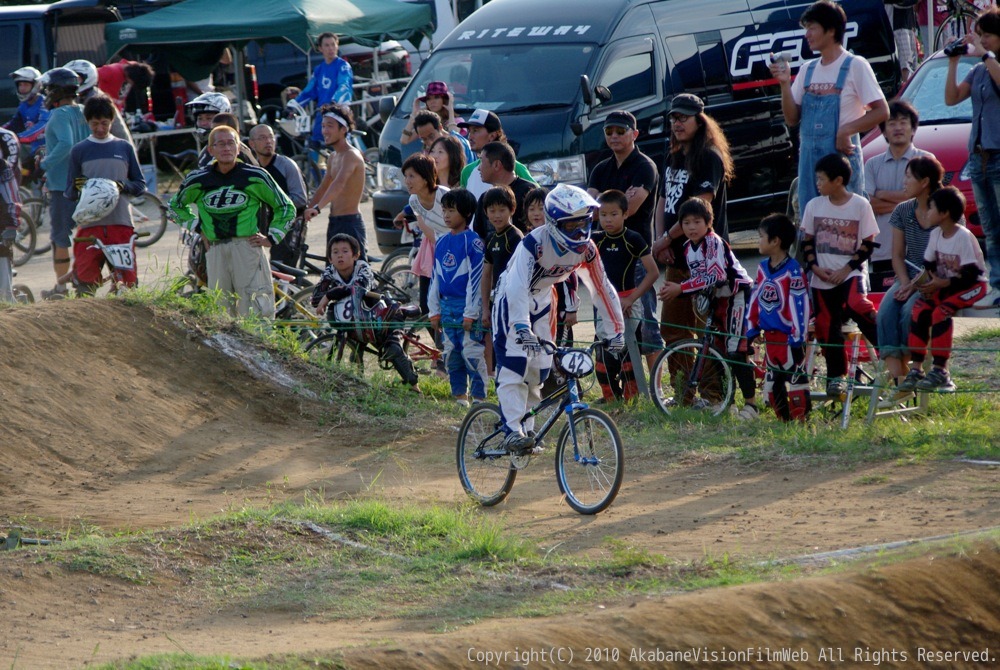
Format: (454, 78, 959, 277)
(558, 350, 594, 378)
(103, 242, 136, 270)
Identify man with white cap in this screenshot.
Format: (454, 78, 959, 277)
(458, 109, 536, 200)
(303, 102, 368, 258)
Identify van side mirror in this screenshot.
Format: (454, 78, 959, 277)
(595, 86, 612, 104)
(580, 75, 593, 107)
(378, 95, 397, 123)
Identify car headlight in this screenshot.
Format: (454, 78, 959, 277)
(526, 155, 587, 186)
(960, 160, 972, 182)
(377, 163, 403, 191)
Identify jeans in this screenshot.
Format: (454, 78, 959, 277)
(876, 280, 921, 360)
(968, 151, 1000, 291)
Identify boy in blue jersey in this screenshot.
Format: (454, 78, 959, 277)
(429, 188, 489, 406)
(746, 214, 812, 421)
(5, 67, 49, 158)
(294, 33, 354, 147)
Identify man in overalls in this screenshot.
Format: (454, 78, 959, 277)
(772, 0, 889, 216)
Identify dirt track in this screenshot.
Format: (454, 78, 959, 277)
(1, 300, 999, 668)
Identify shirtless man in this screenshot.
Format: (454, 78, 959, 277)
(303, 102, 368, 258)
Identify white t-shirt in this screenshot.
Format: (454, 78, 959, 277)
(801, 192, 880, 290)
(924, 225, 986, 281)
(409, 185, 451, 239)
(791, 50, 885, 128)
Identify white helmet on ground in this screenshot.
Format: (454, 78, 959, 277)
(73, 178, 121, 225)
(10, 66, 42, 101)
(544, 183, 599, 253)
(64, 60, 99, 94)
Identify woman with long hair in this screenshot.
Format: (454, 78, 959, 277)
(651, 93, 735, 346)
(945, 6, 1000, 307)
(399, 153, 449, 317)
(876, 155, 944, 387)
(429, 135, 466, 188)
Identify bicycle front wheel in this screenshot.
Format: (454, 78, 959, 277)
(129, 193, 168, 247)
(555, 408, 623, 515)
(934, 12, 976, 49)
(650, 339, 734, 417)
(456, 402, 516, 507)
(12, 211, 37, 267)
(22, 197, 51, 255)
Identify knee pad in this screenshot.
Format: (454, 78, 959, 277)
(788, 373, 811, 421)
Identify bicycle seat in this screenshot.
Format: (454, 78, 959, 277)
(270, 260, 308, 282)
(160, 149, 199, 163)
(398, 304, 421, 320)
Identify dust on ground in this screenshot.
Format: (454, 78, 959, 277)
(1, 301, 998, 668)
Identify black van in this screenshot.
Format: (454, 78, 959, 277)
(371, 0, 899, 252)
(0, 0, 177, 122)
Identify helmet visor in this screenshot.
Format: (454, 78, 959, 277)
(559, 215, 592, 239)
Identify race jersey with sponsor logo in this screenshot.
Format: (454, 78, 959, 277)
(496, 225, 624, 342)
(746, 255, 810, 346)
(169, 160, 294, 243)
(678, 231, 752, 295)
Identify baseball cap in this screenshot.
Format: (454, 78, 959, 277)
(603, 110, 637, 130)
(668, 93, 705, 117)
(457, 109, 501, 132)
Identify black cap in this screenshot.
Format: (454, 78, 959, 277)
(603, 110, 637, 130)
(668, 93, 705, 116)
(457, 109, 501, 132)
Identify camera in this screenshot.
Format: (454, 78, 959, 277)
(769, 51, 793, 66)
(943, 39, 969, 58)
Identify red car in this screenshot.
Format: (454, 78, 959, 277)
(862, 51, 982, 237)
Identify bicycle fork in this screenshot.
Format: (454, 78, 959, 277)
(562, 380, 601, 466)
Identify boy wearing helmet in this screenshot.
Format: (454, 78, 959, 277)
(64, 95, 146, 294)
(5, 67, 49, 157)
(38, 67, 90, 298)
(186, 92, 231, 136)
(64, 60, 133, 144)
(492, 183, 626, 452)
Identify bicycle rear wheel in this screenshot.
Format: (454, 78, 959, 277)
(456, 402, 516, 507)
(304, 330, 365, 370)
(382, 266, 420, 305)
(12, 211, 37, 267)
(650, 339, 734, 417)
(380, 245, 413, 275)
(555, 408, 623, 515)
(129, 193, 168, 247)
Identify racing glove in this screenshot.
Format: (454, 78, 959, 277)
(605, 332, 625, 355)
(514, 324, 541, 356)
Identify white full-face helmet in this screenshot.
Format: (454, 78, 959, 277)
(185, 92, 231, 134)
(544, 183, 599, 253)
(10, 66, 43, 102)
(64, 59, 98, 95)
(73, 178, 121, 225)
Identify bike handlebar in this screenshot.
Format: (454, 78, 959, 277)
(72, 231, 151, 244)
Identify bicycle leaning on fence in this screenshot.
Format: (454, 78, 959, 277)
(456, 339, 625, 515)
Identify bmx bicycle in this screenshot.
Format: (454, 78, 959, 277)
(456, 339, 624, 515)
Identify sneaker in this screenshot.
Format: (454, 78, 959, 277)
(502, 432, 536, 454)
(736, 404, 759, 420)
(526, 430, 544, 454)
(974, 287, 1000, 309)
(916, 367, 956, 392)
(825, 377, 846, 398)
(690, 398, 711, 411)
(41, 284, 69, 300)
(896, 369, 925, 394)
(455, 397, 470, 408)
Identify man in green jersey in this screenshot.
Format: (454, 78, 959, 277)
(170, 125, 295, 317)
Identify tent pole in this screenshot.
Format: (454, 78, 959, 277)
(234, 45, 247, 132)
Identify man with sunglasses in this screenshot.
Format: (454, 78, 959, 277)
(587, 110, 661, 367)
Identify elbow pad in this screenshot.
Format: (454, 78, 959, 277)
(801, 239, 817, 270)
(847, 239, 878, 270)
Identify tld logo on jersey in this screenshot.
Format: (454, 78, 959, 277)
(730, 22, 858, 77)
(759, 282, 782, 312)
(204, 187, 248, 211)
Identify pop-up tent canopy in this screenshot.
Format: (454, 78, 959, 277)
(106, 0, 434, 79)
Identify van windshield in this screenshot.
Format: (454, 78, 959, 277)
(399, 44, 596, 115)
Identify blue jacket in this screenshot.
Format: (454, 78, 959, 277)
(39, 104, 89, 191)
(428, 229, 485, 322)
(295, 58, 354, 142)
